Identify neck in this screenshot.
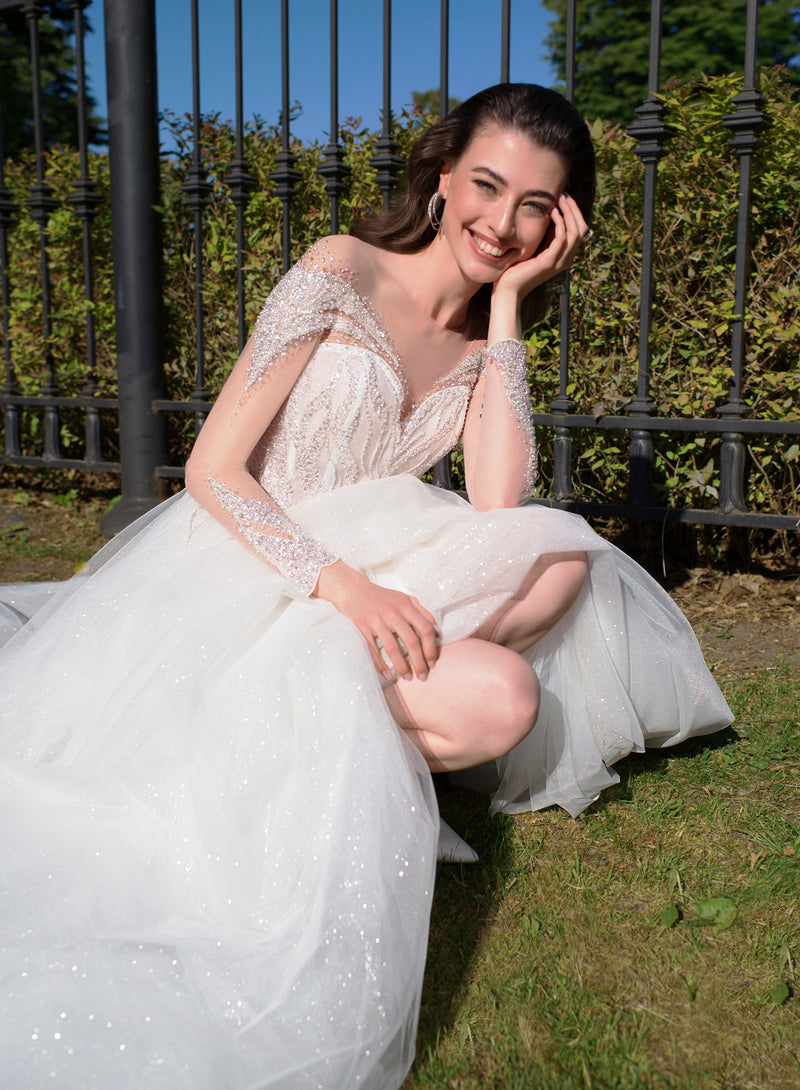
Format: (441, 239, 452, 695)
(395, 234, 481, 332)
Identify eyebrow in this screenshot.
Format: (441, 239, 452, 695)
(472, 165, 558, 203)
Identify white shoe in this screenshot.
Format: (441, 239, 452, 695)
(437, 818, 479, 863)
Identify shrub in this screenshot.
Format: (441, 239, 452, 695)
(1, 70, 797, 512)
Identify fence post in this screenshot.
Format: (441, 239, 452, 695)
(101, 0, 166, 535)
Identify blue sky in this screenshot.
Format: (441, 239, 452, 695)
(83, 0, 556, 145)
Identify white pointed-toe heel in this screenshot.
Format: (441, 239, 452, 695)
(437, 818, 479, 863)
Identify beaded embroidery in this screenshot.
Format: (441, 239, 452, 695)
(207, 475, 337, 597)
(484, 339, 539, 501)
(211, 239, 533, 590)
(244, 242, 391, 402)
(243, 239, 483, 419)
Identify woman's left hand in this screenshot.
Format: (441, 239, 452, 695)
(493, 193, 590, 306)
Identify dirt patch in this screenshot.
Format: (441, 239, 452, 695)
(668, 567, 800, 682)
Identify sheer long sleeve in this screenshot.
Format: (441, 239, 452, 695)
(462, 338, 538, 508)
(185, 241, 371, 596)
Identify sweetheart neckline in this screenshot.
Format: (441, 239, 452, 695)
(305, 265, 485, 417)
(314, 340, 480, 426)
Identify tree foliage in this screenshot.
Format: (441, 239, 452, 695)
(411, 89, 463, 117)
(0, 0, 105, 158)
(0, 71, 798, 515)
(543, 0, 800, 125)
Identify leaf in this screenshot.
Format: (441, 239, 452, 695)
(771, 982, 791, 1005)
(668, 867, 684, 900)
(779, 945, 794, 977)
(661, 903, 680, 928)
(693, 895, 737, 934)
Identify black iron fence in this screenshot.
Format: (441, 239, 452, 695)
(0, 0, 798, 535)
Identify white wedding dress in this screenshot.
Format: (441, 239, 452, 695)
(0, 244, 732, 1089)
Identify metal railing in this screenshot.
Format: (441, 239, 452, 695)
(0, 0, 117, 480)
(0, 0, 797, 534)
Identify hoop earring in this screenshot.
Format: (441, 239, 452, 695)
(427, 191, 444, 232)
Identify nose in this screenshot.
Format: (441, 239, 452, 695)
(488, 199, 517, 241)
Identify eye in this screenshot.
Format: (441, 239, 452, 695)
(474, 179, 497, 194)
(523, 201, 549, 218)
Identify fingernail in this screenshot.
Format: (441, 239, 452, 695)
(382, 668, 393, 680)
(418, 671, 428, 682)
(427, 659, 436, 670)
(403, 671, 413, 682)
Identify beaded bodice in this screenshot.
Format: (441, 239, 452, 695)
(193, 239, 535, 595)
(249, 339, 482, 509)
(238, 245, 485, 507)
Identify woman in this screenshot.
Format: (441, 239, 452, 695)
(0, 85, 731, 1089)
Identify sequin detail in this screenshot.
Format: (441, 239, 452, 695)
(245, 242, 393, 401)
(244, 240, 483, 420)
(208, 475, 337, 596)
(484, 339, 538, 501)
(237, 239, 483, 511)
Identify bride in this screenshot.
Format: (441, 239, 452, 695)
(0, 84, 731, 1089)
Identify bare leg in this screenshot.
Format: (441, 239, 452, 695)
(386, 551, 588, 771)
(473, 550, 588, 652)
(384, 637, 539, 772)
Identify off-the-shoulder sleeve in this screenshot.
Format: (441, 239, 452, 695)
(187, 240, 376, 596)
(483, 339, 539, 503)
(243, 241, 387, 397)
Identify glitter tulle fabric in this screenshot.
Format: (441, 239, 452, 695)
(0, 261, 732, 1088)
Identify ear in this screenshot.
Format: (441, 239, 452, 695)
(438, 164, 452, 199)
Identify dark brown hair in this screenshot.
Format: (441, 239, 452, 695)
(351, 83, 596, 332)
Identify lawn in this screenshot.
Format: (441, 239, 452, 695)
(409, 667, 799, 1089)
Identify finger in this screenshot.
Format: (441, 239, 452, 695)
(552, 199, 587, 272)
(375, 628, 414, 681)
(393, 620, 431, 680)
(559, 193, 589, 244)
(407, 599, 440, 670)
(359, 623, 395, 680)
(558, 199, 583, 251)
(549, 206, 574, 265)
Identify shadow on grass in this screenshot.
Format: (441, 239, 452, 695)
(414, 777, 514, 1059)
(584, 724, 741, 811)
(414, 726, 743, 1062)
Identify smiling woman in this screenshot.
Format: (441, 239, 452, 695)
(437, 131, 566, 273)
(0, 84, 731, 1089)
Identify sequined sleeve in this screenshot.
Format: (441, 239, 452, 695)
(484, 339, 538, 502)
(207, 476, 337, 597)
(186, 240, 379, 596)
(242, 241, 388, 399)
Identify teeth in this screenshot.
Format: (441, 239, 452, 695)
(472, 234, 506, 258)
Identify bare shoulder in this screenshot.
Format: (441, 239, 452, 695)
(301, 234, 384, 290)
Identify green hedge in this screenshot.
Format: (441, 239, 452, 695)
(1, 69, 798, 512)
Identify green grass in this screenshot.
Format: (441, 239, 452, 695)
(0, 483, 111, 581)
(408, 667, 800, 1089)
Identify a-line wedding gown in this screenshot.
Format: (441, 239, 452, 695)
(0, 241, 732, 1089)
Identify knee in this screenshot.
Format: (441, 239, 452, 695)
(491, 654, 540, 755)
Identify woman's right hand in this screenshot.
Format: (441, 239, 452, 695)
(314, 560, 439, 682)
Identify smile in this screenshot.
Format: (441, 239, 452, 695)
(470, 232, 511, 259)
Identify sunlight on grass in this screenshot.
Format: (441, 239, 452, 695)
(406, 667, 800, 1090)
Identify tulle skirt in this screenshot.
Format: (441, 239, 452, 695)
(0, 475, 732, 1088)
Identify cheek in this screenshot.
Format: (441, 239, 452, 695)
(520, 218, 553, 257)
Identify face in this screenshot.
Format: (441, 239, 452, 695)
(437, 124, 567, 284)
